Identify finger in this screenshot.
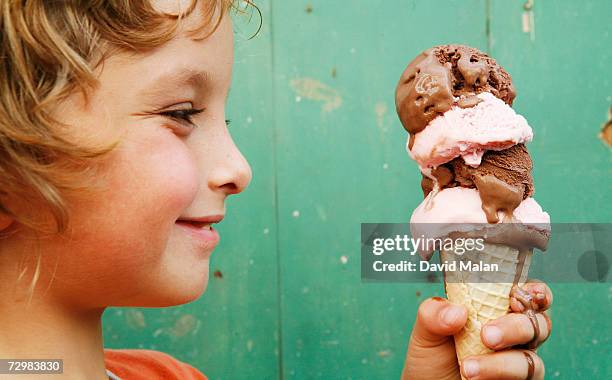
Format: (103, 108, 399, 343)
(510, 279, 553, 312)
(481, 312, 551, 350)
(461, 350, 545, 380)
(410, 296, 468, 348)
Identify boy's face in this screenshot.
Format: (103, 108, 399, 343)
(4, 4, 252, 308)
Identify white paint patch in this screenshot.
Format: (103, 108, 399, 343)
(316, 205, 328, 221)
(125, 309, 146, 329)
(290, 78, 342, 112)
(378, 350, 392, 358)
(292, 210, 300, 218)
(375, 102, 388, 129)
(340, 255, 348, 264)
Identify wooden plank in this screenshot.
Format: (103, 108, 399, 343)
(489, 1, 612, 378)
(271, 1, 488, 378)
(489, 0, 612, 222)
(103, 2, 280, 379)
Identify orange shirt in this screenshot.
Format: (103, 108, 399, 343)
(104, 348, 207, 380)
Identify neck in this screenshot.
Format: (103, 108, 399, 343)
(0, 258, 110, 379)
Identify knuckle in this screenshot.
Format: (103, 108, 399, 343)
(475, 355, 503, 379)
(537, 313, 552, 346)
(516, 314, 535, 340)
(543, 312, 552, 333)
(533, 353, 545, 377)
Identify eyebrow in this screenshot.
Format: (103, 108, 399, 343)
(138, 68, 213, 103)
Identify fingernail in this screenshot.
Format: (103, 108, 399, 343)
(463, 359, 479, 377)
(441, 305, 463, 326)
(483, 325, 503, 347)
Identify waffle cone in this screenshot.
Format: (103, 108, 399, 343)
(441, 242, 532, 380)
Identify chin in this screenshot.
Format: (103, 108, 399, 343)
(164, 271, 210, 306)
(129, 267, 210, 308)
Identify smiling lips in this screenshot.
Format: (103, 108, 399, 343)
(177, 214, 224, 227)
(183, 221, 213, 230)
(175, 214, 223, 245)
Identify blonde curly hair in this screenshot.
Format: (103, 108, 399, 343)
(0, 0, 249, 238)
(0, 0, 260, 301)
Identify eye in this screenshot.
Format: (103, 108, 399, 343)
(159, 107, 205, 128)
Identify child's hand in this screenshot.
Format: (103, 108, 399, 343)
(401, 280, 552, 380)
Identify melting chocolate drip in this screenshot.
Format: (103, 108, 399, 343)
(510, 250, 541, 352)
(509, 285, 540, 350)
(420, 144, 534, 223)
(473, 174, 524, 223)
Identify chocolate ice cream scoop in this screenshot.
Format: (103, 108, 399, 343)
(421, 144, 534, 222)
(395, 44, 516, 140)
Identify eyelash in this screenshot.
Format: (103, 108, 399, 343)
(159, 108, 231, 128)
(159, 108, 204, 127)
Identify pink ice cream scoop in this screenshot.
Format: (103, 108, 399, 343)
(408, 92, 533, 171)
(410, 187, 550, 259)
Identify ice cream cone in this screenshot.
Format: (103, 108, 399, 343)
(441, 242, 532, 380)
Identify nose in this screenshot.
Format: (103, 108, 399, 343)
(208, 129, 252, 196)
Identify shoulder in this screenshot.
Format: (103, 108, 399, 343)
(104, 348, 207, 380)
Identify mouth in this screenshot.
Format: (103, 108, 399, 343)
(175, 215, 224, 247)
(176, 214, 224, 227)
(178, 221, 214, 230)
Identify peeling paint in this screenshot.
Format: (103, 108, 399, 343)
(125, 309, 146, 329)
(598, 106, 612, 147)
(169, 314, 199, 337)
(316, 205, 328, 221)
(290, 78, 342, 112)
(378, 349, 392, 358)
(323, 340, 339, 346)
(375, 102, 388, 129)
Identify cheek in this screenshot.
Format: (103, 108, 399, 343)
(111, 135, 199, 249)
(141, 140, 200, 218)
(56, 134, 200, 286)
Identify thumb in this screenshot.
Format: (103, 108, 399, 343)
(402, 297, 468, 380)
(411, 296, 468, 348)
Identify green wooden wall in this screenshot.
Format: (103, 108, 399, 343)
(103, 1, 612, 379)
